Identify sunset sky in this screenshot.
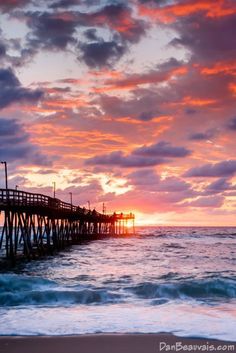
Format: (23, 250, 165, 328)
(0, 0, 236, 225)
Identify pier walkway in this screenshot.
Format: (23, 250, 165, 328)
(0, 189, 135, 263)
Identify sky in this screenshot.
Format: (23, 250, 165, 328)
(0, 0, 236, 226)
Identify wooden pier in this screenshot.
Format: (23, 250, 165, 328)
(0, 189, 135, 263)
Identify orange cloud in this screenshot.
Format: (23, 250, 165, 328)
(170, 96, 217, 107)
(87, 7, 145, 41)
(139, 0, 236, 23)
(229, 83, 236, 96)
(184, 96, 217, 106)
(21, 105, 62, 114)
(93, 13, 133, 34)
(89, 70, 124, 79)
(44, 98, 87, 109)
(112, 115, 171, 129)
(20, 96, 89, 114)
(28, 123, 126, 153)
(200, 61, 236, 76)
(94, 66, 188, 92)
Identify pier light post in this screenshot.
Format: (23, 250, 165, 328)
(53, 181, 56, 198)
(69, 192, 73, 209)
(87, 200, 90, 211)
(1, 161, 8, 190)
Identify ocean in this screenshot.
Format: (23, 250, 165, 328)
(0, 227, 236, 341)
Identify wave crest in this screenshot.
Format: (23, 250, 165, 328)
(0, 275, 120, 307)
(127, 278, 236, 300)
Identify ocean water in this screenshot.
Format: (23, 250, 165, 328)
(0, 227, 236, 341)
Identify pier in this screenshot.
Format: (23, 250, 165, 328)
(0, 189, 135, 263)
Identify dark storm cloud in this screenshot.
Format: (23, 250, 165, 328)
(26, 12, 78, 50)
(83, 28, 99, 41)
(97, 53, 234, 123)
(85, 150, 166, 168)
(182, 195, 224, 208)
(98, 90, 168, 121)
(138, 111, 157, 121)
(204, 178, 236, 195)
(170, 13, 236, 64)
(78, 38, 126, 68)
(0, 33, 36, 68)
(189, 129, 216, 141)
(0, 42, 6, 57)
(0, 68, 19, 86)
(76, 3, 148, 67)
(50, 0, 81, 8)
(97, 58, 218, 121)
(84, 3, 147, 44)
(0, 0, 30, 12)
(133, 141, 191, 158)
(127, 169, 192, 192)
(138, 0, 169, 3)
(157, 176, 192, 192)
(85, 141, 191, 168)
(0, 118, 28, 143)
(23, 3, 147, 67)
(157, 57, 183, 71)
(185, 108, 197, 115)
(99, 93, 158, 120)
(227, 117, 236, 131)
(184, 160, 236, 178)
(0, 118, 52, 166)
(189, 132, 210, 141)
(127, 169, 160, 185)
(100, 57, 183, 90)
(50, 0, 99, 8)
(0, 68, 43, 109)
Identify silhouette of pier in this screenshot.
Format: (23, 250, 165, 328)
(0, 189, 135, 263)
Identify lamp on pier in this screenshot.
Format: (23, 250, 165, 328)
(69, 192, 73, 206)
(52, 181, 56, 198)
(1, 161, 8, 190)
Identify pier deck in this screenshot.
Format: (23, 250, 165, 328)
(0, 189, 135, 263)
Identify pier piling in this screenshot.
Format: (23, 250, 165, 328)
(0, 189, 135, 263)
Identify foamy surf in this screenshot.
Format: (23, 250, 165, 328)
(1, 275, 236, 307)
(0, 226, 236, 340)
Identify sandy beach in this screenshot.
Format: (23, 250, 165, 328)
(0, 334, 235, 353)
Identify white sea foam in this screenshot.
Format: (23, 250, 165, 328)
(0, 226, 236, 340)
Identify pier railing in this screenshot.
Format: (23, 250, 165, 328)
(0, 188, 135, 263)
(0, 189, 77, 212)
(0, 188, 135, 220)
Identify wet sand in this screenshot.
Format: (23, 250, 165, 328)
(0, 334, 235, 353)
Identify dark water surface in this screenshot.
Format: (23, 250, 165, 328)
(0, 227, 236, 340)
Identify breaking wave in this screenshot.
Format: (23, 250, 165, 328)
(0, 275, 121, 307)
(1, 275, 236, 308)
(127, 278, 236, 301)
